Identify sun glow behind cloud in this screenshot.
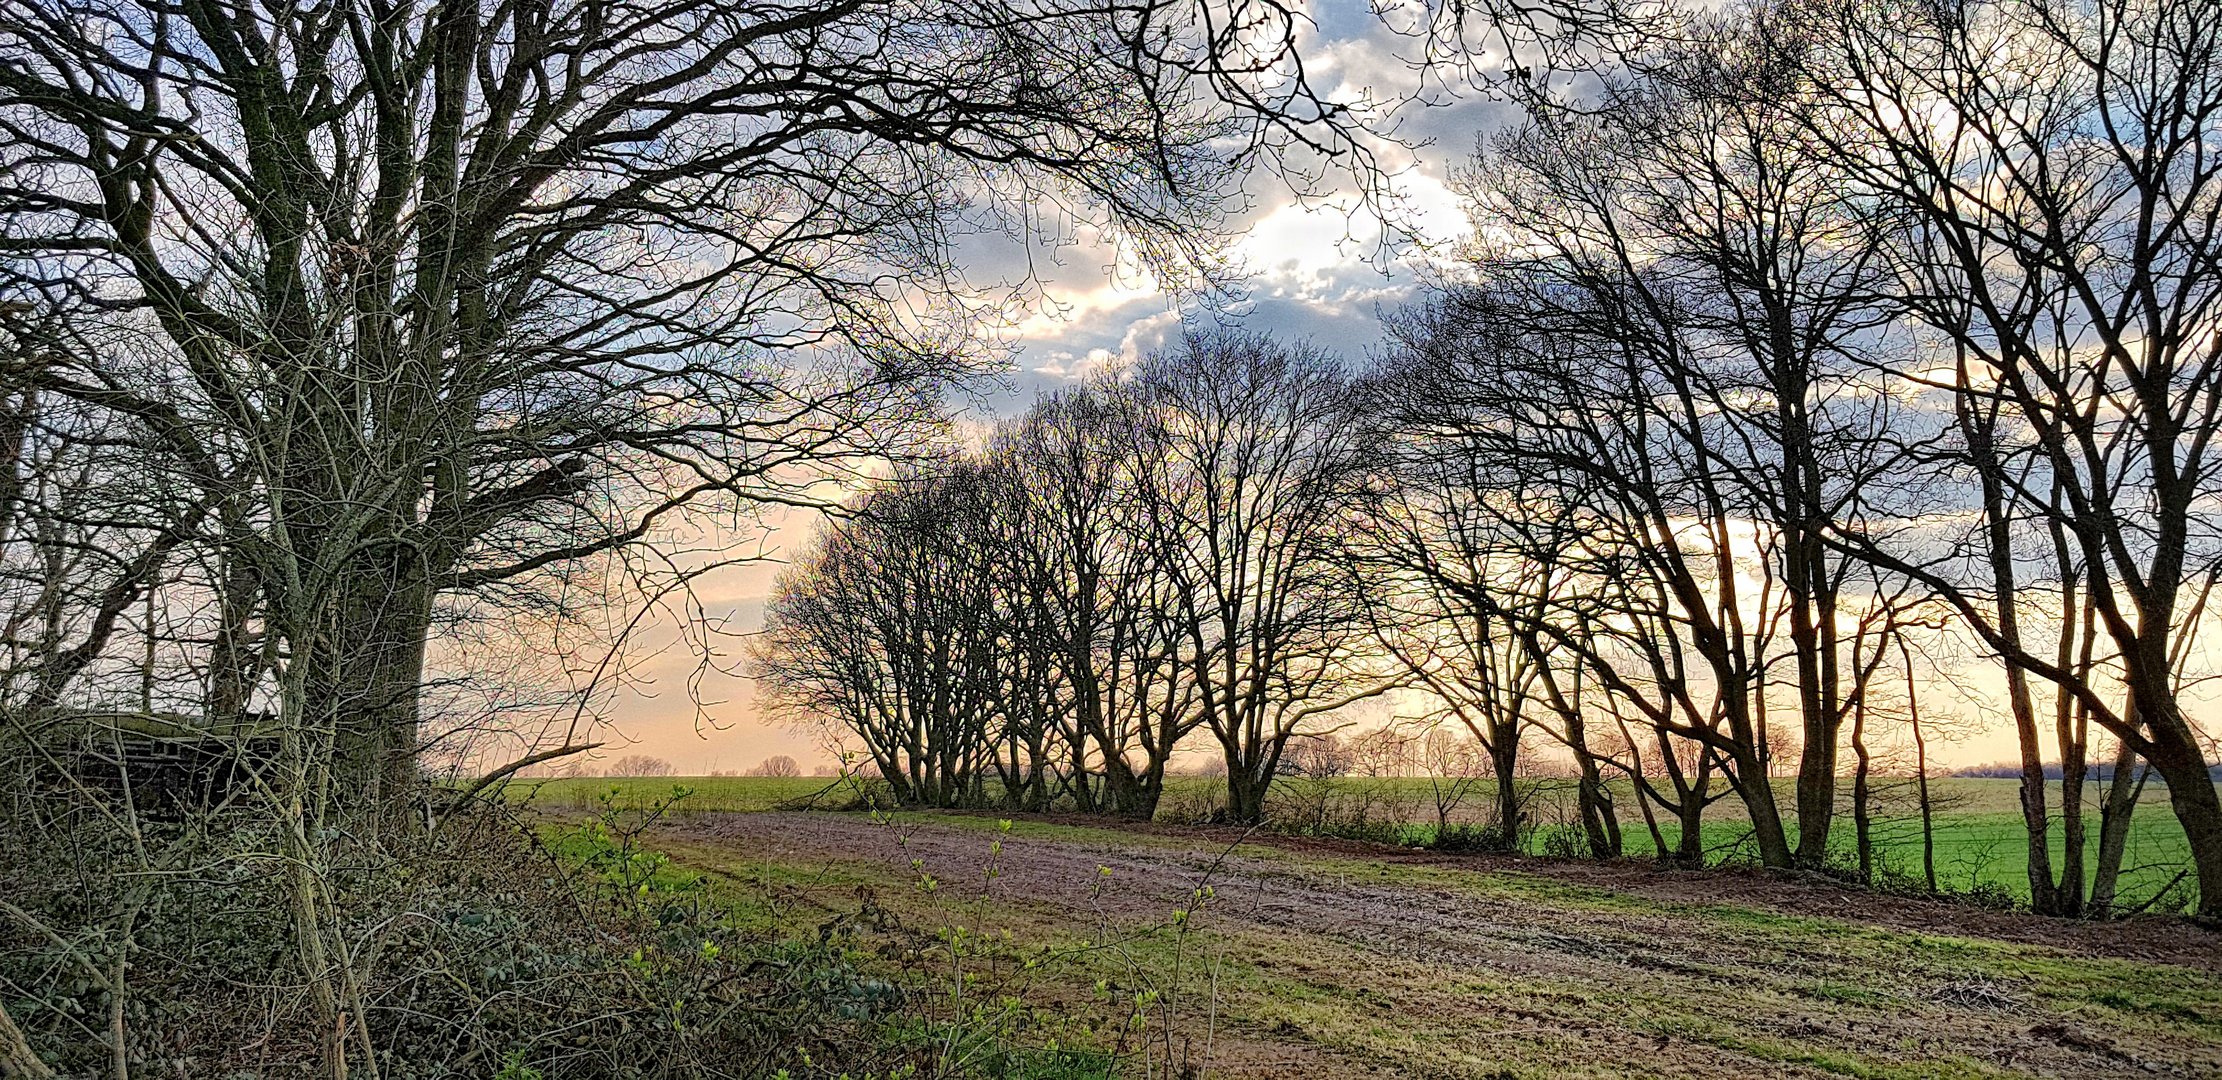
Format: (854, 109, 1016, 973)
(574, 13, 1503, 770)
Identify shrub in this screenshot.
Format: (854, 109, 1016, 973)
(0, 784, 903, 1080)
(1433, 821, 1521, 854)
(1536, 823, 1591, 859)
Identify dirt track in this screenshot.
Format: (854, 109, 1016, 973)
(665, 811, 2222, 1078)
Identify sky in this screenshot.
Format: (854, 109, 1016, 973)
(572, 7, 1512, 776)
(555, 6, 2109, 777)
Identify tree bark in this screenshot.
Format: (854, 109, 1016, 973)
(2145, 724, 2222, 920)
(1968, 404, 2063, 913)
(1224, 760, 1271, 824)
(315, 551, 432, 808)
(0, 1000, 52, 1080)
(1851, 695, 1873, 882)
(1676, 791, 1707, 865)
(2090, 747, 2146, 914)
(1722, 736, 1795, 868)
(1906, 645, 1938, 892)
(1566, 707, 1620, 858)
(1490, 737, 1523, 849)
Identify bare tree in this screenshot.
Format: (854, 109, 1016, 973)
(0, 0, 1392, 807)
(988, 383, 1201, 817)
(1347, 358, 1575, 848)
(1788, 0, 2222, 915)
(1381, 258, 1803, 865)
(608, 754, 674, 778)
(1128, 330, 1387, 823)
(753, 466, 1009, 807)
(751, 754, 800, 778)
(1456, 28, 1910, 867)
(758, 338, 1398, 825)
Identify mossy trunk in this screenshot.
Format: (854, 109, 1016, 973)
(314, 550, 431, 809)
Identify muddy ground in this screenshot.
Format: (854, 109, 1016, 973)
(661, 810, 2222, 1079)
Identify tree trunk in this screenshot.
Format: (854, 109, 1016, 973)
(316, 551, 432, 808)
(1491, 739, 1522, 850)
(2145, 731, 2222, 920)
(1676, 792, 1707, 865)
(2007, 683, 2061, 912)
(1912, 688, 1937, 893)
(1069, 738, 1098, 813)
(2056, 720, 2089, 915)
(1794, 736, 1838, 867)
(1775, 298, 1841, 872)
(1627, 747, 1670, 859)
(1851, 696, 1872, 882)
(1563, 706, 1620, 857)
(1964, 386, 2063, 912)
(1576, 767, 1620, 859)
(1128, 760, 1167, 821)
(1789, 589, 1840, 868)
(1730, 750, 1795, 868)
(206, 541, 262, 724)
(1675, 752, 1712, 865)
(1101, 760, 1154, 819)
(2051, 536, 2095, 914)
(1224, 764, 1270, 824)
(1636, 797, 1668, 860)
(2090, 747, 2146, 915)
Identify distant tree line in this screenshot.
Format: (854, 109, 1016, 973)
(759, 0, 2222, 921)
(1951, 762, 2222, 783)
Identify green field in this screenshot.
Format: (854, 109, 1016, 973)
(505, 773, 836, 813)
(506, 773, 2205, 910)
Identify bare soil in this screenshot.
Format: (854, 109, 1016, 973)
(664, 810, 2222, 1079)
(1138, 819, 2222, 972)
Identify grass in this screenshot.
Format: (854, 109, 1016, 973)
(627, 807, 2222, 1079)
(509, 773, 2205, 910)
(1658, 805, 2197, 905)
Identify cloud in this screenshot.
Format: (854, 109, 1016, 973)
(599, 13, 1520, 762)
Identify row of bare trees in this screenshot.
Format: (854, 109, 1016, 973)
(762, 0, 2222, 919)
(1539, 0, 2222, 919)
(754, 332, 1387, 821)
(1417, 0, 2222, 916)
